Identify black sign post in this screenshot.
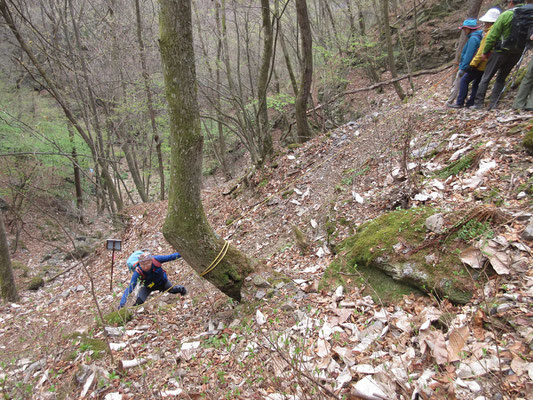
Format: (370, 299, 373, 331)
(106, 239, 122, 291)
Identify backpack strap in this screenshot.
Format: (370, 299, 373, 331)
(152, 258, 162, 268)
(135, 265, 146, 280)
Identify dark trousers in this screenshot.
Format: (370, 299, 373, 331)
(457, 69, 483, 106)
(134, 280, 184, 305)
(473, 51, 522, 108)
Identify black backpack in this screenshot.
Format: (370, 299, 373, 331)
(501, 5, 533, 52)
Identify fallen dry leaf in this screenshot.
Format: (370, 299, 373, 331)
(448, 326, 470, 363)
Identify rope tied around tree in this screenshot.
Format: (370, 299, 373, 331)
(200, 240, 229, 277)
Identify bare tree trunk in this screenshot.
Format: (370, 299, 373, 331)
(382, 0, 405, 100)
(160, 0, 253, 301)
(295, 0, 313, 143)
(257, 0, 274, 163)
(0, 210, 19, 303)
(68, 123, 84, 224)
(214, 1, 231, 180)
(67, 0, 122, 210)
(134, 0, 165, 200)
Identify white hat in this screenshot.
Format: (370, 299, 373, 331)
(479, 8, 501, 23)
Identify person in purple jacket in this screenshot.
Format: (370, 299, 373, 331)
(119, 252, 186, 309)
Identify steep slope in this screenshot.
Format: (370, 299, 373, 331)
(1, 67, 532, 399)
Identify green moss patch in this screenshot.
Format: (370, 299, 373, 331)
(436, 152, 476, 179)
(103, 308, 133, 326)
(67, 333, 109, 361)
(322, 207, 475, 304)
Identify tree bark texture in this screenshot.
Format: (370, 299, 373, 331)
(0, 212, 19, 302)
(294, 0, 313, 143)
(159, 0, 253, 301)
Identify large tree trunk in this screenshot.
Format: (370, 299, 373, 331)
(160, 0, 253, 302)
(0, 211, 19, 303)
(382, 0, 405, 100)
(294, 0, 313, 143)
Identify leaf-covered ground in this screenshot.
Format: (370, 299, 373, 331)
(1, 68, 532, 399)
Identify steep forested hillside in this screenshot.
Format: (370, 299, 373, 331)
(1, 0, 532, 399)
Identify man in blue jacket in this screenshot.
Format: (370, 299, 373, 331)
(119, 252, 187, 309)
(447, 19, 483, 107)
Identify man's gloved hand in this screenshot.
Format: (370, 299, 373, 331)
(177, 286, 187, 296)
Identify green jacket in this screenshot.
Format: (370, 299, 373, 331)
(483, 7, 522, 54)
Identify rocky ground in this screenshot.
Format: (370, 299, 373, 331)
(1, 68, 532, 400)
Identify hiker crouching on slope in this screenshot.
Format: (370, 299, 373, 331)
(447, 18, 484, 108)
(119, 252, 187, 309)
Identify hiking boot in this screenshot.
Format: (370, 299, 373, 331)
(470, 104, 483, 110)
(447, 103, 463, 109)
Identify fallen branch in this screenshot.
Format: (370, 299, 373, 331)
(119, 358, 147, 370)
(309, 63, 453, 114)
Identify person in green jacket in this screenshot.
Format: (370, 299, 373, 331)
(472, 0, 533, 110)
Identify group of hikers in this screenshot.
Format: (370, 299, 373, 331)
(446, 0, 533, 111)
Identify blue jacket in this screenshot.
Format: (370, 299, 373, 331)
(460, 30, 483, 71)
(119, 253, 180, 308)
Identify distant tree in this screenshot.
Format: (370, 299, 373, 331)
(257, 0, 274, 161)
(294, 0, 313, 142)
(160, 0, 253, 301)
(0, 208, 19, 303)
(382, 0, 405, 100)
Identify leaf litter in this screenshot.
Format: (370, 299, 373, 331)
(1, 69, 532, 400)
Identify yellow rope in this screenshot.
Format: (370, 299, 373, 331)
(200, 240, 229, 277)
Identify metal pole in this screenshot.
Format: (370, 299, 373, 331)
(110, 248, 115, 291)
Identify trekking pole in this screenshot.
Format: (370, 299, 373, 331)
(489, 45, 531, 110)
(110, 249, 115, 291)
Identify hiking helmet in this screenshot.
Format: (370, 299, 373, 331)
(458, 19, 480, 29)
(479, 8, 501, 23)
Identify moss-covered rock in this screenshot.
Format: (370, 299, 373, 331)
(322, 207, 474, 304)
(28, 276, 45, 291)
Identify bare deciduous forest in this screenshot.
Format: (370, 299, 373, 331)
(0, 0, 532, 398)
